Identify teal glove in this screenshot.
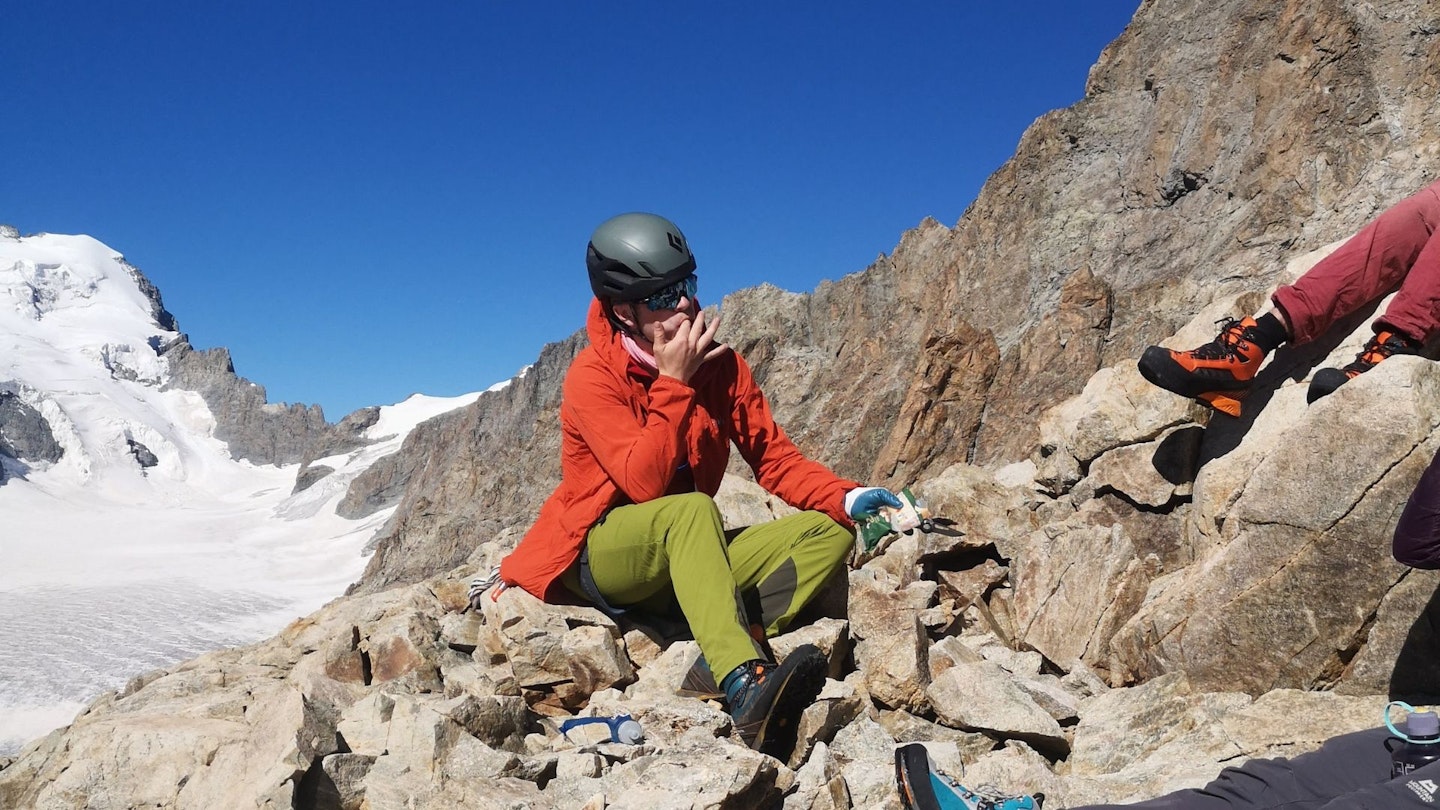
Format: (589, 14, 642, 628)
(845, 486, 903, 519)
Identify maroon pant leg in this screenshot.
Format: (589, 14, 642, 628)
(1272, 179, 1440, 344)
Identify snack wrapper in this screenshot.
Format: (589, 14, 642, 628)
(855, 486, 927, 552)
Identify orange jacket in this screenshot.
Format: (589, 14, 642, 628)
(499, 299, 859, 601)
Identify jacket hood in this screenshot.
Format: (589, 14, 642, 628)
(585, 298, 614, 346)
(586, 298, 634, 373)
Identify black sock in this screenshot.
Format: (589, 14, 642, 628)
(1249, 313, 1289, 353)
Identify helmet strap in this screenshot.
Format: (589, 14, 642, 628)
(603, 299, 640, 337)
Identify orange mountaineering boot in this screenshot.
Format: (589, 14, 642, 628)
(1306, 328, 1421, 403)
(1137, 317, 1271, 417)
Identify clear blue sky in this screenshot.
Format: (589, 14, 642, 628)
(5, 1, 1139, 419)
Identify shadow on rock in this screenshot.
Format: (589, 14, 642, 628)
(1390, 579, 1440, 703)
(1151, 425, 1205, 486)
(1198, 303, 1377, 466)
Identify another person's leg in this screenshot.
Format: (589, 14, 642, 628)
(1072, 728, 1396, 810)
(725, 511, 853, 637)
(1304, 185, 1440, 400)
(1377, 203, 1440, 343)
(1275, 179, 1440, 345)
(1139, 178, 1440, 415)
(1315, 754, 1440, 809)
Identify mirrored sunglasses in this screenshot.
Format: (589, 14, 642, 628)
(644, 274, 698, 311)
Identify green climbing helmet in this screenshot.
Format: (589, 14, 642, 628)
(586, 212, 697, 302)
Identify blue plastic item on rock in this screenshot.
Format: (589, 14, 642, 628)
(559, 713, 644, 745)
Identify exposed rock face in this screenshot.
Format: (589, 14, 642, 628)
(160, 336, 374, 467)
(349, 332, 586, 593)
(126, 437, 159, 469)
(353, 0, 1440, 596)
(0, 391, 62, 464)
(292, 463, 334, 494)
(118, 258, 178, 333)
(334, 452, 401, 517)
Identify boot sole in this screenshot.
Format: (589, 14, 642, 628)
(740, 644, 828, 758)
(895, 743, 944, 810)
(1307, 368, 1351, 403)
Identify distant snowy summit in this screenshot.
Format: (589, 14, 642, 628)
(0, 227, 500, 753)
(0, 226, 489, 499)
(0, 229, 184, 485)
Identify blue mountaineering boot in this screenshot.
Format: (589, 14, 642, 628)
(722, 643, 827, 759)
(895, 742, 1044, 810)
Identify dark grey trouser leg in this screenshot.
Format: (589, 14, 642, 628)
(1072, 728, 1403, 810)
(1316, 753, 1440, 809)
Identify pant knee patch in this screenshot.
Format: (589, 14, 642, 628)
(756, 558, 799, 627)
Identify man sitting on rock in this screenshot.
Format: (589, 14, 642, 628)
(1137, 179, 1440, 416)
(486, 212, 901, 759)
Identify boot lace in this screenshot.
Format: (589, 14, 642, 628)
(1353, 331, 1417, 370)
(935, 772, 1041, 809)
(1190, 318, 1253, 361)
(728, 660, 774, 704)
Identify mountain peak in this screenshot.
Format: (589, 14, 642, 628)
(0, 231, 488, 754)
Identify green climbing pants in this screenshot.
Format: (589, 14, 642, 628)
(562, 492, 853, 680)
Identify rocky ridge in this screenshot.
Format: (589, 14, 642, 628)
(349, 0, 1440, 593)
(160, 336, 380, 468)
(6, 0, 1440, 806)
